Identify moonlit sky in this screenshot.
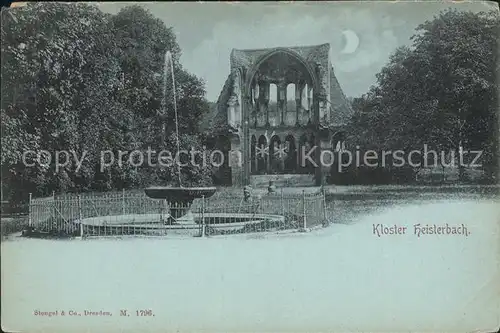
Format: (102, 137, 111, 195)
(98, 1, 495, 102)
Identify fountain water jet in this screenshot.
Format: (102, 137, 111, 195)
(144, 51, 216, 224)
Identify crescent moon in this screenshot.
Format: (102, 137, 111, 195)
(341, 30, 360, 54)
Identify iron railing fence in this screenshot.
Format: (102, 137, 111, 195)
(28, 188, 329, 238)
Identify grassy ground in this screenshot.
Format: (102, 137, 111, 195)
(324, 184, 499, 225)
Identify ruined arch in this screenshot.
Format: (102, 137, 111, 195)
(245, 48, 320, 95)
(216, 44, 353, 186)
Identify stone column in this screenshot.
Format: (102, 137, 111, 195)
(312, 92, 321, 124)
(253, 83, 259, 127)
(254, 143, 258, 175)
(227, 97, 237, 128)
(243, 95, 252, 185)
(295, 82, 302, 126)
(279, 83, 286, 126)
(266, 139, 271, 174)
(279, 140, 285, 172)
(230, 135, 243, 186)
(263, 82, 270, 127)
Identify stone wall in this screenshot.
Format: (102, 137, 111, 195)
(249, 174, 315, 187)
(329, 68, 354, 126)
(226, 43, 352, 128)
(212, 43, 354, 186)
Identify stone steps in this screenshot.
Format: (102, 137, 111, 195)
(250, 174, 315, 187)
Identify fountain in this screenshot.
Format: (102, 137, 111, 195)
(26, 52, 290, 239)
(144, 51, 216, 224)
(65, 51, 286, 239)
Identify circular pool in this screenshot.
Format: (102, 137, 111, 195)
(75, 213, 287, 237)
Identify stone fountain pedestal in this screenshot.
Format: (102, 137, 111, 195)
(146, 51, 218, 228)
(145, 186, 217, 225)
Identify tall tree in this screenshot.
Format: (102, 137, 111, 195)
(347, 9, 498, 183)
(1, 3, 122, 198)
(110, 5, 212, 187)
(1, 3, 214, 201)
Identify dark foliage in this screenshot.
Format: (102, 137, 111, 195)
(1, 3, 212, 202)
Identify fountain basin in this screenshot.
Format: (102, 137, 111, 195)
(74, 213, 286, 237)
(144, 186, 217, 223)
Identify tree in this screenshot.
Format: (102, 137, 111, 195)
(1, 3, 122, 198)
(346, 9, 499, 183)
(110, 5, 212, 187)
(1, 3, 214, 202)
